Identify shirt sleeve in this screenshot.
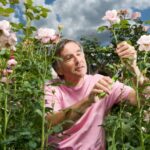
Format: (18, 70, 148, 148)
(104, 81, 133, 112)
(44, 83, 62, 112)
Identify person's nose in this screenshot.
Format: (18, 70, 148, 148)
(74, 55, 81, 64)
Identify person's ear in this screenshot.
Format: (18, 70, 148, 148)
(56, 63, 63, 76)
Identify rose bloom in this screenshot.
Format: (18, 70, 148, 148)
(137, 35, 150, 51)
(35, 28, 57, 44)
(142, 25, 150, 32)
(131, 12, 141, 20)
(0, 34, 8, 49)
(58, 24, 64, 31)
(7, 32, 17, 50)
(2, 69, 13, 76)
(0, 32, 17, 50)
(143, 108, 150, 123)
(1, 77, 8, 83)
(7, 59, 17, 66)
(8, 32, 17, 45)
(118, 9, 129, 16)
(0, 20, 11, 36)
(102, 10, 120, 24)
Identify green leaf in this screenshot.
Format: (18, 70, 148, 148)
(0, 7, 14, 16)
(120, 20, 129, 28)
(11, 22, 24, 31)
(0, 49, 6, 55)
(52, 124, 63, 133)
(25, 0, 33, 6)
(97, 26, 108, 32)
(9, 0, 19, 5)
(144, 20, 150, 24)
(41, 12, 48, 18)
(26, 11, 34, 20)
(28, 141, 37, 148)
(33, 7, 40, 13)
(112, 23, 120, 28)
(0, 0, 7, 5)
(19, 131, 31, 136)
(40, 6, 50, 12)
(35, 109, 43, 117)
(35, 15, 40, 20)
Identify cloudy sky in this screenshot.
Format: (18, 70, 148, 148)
(1, 0, 150, 41)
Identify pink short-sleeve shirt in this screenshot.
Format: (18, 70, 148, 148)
(45, 74, 132, 150)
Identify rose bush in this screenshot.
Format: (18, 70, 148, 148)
(97, 9, 150, 149)
(0, 1, 150, 150)
(81, 9, 150, 149)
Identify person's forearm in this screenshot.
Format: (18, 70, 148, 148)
(130, 65, 150, 102)
(46, 95, 95, 129)
(130, 64, 149, 85)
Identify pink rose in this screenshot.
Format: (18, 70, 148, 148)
(0, 34, 8, 49)
(0, 20, 11, 36)
(50, 34, 60, 44)
(137, 35, 150, 51)
(1, 77, 8, 83)
(2, 69, 13, 75)
(7, 58, 17, 66)
(0, 32, 17, 50)
(142, 26, 150, 32)
(35, 28, 57, 43)
(102, 10, 120, 24)
(131, 12, 141, 20)
(144, 108, 150, 123)
(118, 9, 129, 16)
(8, 32, 17, 45)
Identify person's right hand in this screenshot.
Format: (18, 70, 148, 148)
(91, 76, 113, 96)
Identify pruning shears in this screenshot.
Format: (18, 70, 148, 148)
(98, 68, 123, 98)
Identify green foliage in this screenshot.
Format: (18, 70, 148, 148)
(81, 37, 119, 76)
(0, 2, 150, 150)
(0, 39, 58, 149)
(0, 0, 7, 5)
(82, 9, 150, 149)
(0, 7, 14, 16)
(24, 1, 50, 21)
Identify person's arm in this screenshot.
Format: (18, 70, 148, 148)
(116, 41, 150, 104)
(46, 76, 114, 129)
(126, 87, 137, 105)
(46, 94, 95, 129)
(116, 41, 148, 85)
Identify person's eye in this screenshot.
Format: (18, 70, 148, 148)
(77, 52, 83, 56)
(63, 55, 72, 61)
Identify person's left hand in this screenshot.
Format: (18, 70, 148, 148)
(116, 41, 137, 68)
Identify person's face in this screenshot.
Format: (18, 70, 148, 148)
(57, 42, 87, 82)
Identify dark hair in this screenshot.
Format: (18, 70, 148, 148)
(52, 38, 83, 79)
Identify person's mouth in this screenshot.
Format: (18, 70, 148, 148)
(75, 66, 84, 71)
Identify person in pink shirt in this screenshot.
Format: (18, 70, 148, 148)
(45, 39, 146, 150)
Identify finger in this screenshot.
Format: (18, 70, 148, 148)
(97, 79, 112, 91)
(117, 45, 136, 56)
(117, 41, 127, 48)
(116, 45, 129, 53)
(94, 82, 111, 94)
(45, 112, 52, 119)
(92, 89, 104, 94)
(101, 76, 113, 84)
(118, 48, 136, 57)
(98, 79, 110, 88)
(117, 49, 132, 57)
(120, 53, 136, 58)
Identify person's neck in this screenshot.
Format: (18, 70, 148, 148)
(64, 76, 85, 87)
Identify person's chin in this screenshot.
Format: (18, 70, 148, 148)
(76, 67, 87, 73)
(76, 70, 86, 77)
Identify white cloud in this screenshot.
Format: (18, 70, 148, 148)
(1, 0, 150, 40)
(49, 0, 150, 39)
